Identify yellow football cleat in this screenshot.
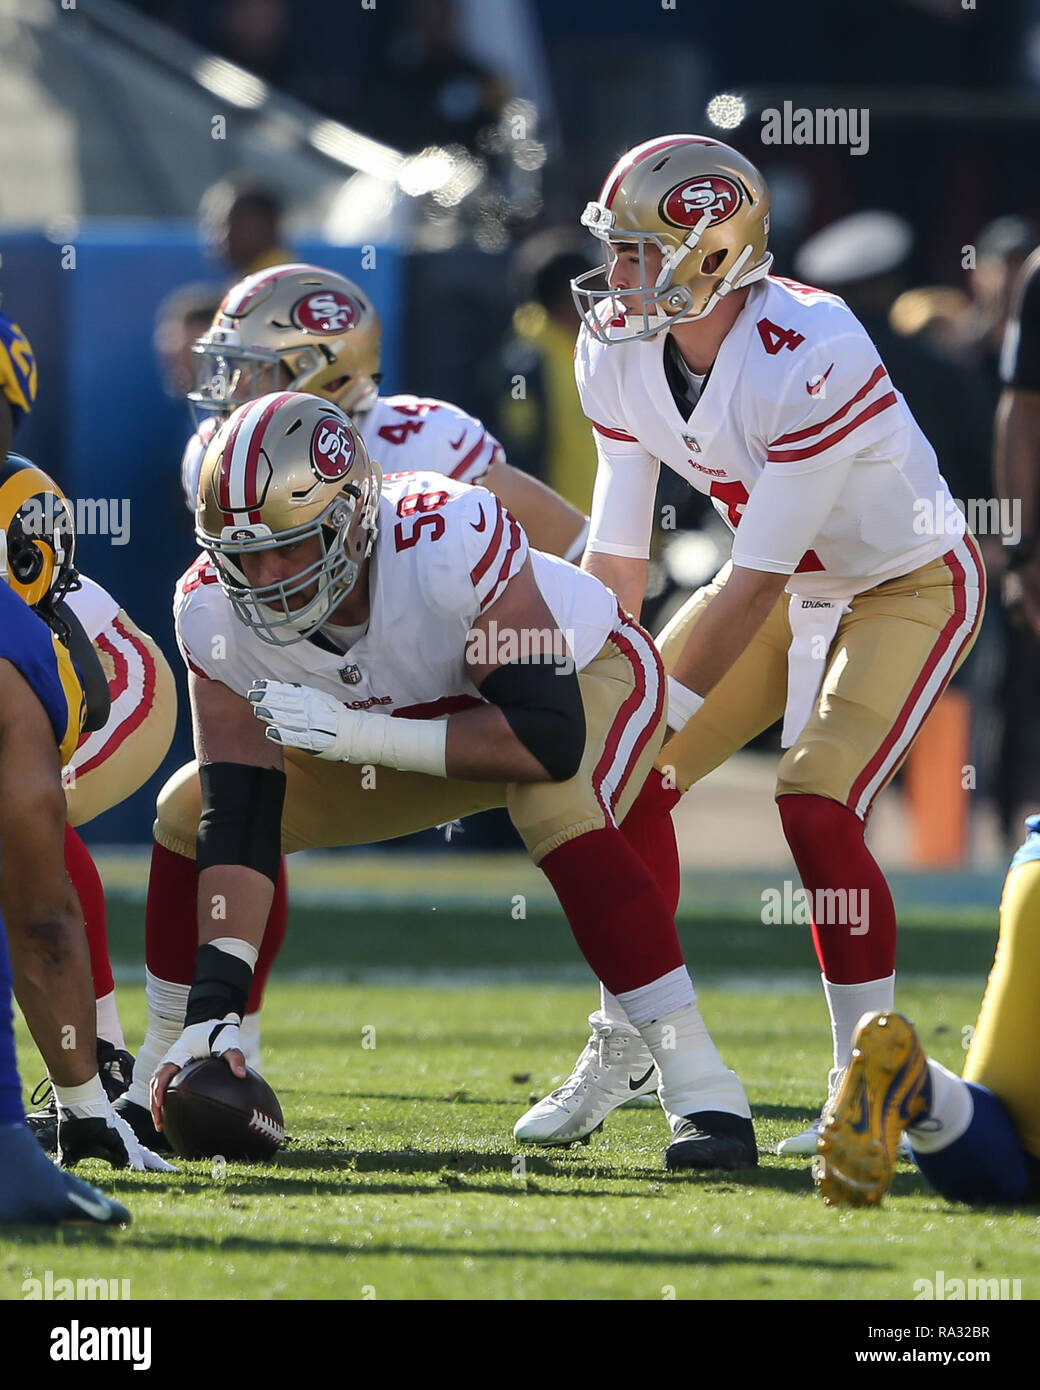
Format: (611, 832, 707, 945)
(813, 1011, 930, 1208)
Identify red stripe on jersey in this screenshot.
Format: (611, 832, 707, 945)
(74, 621, 158, 777)
(593, 421, 639, 443)
(766, 392, 897, 463)
(393, 695, 483, 720)
(470, 501, 505, 587)
(769, 365, 888, 447)
(93, 629, 129, 705)
(590, 612, 652, 819)
(600, 136, 690, 209)
(846, 541, 982, 815)
(480, 515, 523, 611)
(450, 431, 490, 480)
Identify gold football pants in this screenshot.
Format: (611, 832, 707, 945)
(654, 534, 985, 818)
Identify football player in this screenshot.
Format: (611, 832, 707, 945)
(0, 309, 178, 1151)
(0, 453, 171, 1224)
(815, 818, 1040, 1205)
(128, 391, 757, 1172)
(514, 135, 985, 1154)
(159, 262, 591, 1066)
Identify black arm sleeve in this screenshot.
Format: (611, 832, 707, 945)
(1002, 248, 1040, 391)
(479, 658, 586, 782)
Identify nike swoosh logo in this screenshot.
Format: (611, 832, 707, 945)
(470, 505, 487, 532)
(629, 1065, 655, 1091)
(66, 1188, 114, 1222)
(450, 430, 468, 449)
(806, 363, 834, 395)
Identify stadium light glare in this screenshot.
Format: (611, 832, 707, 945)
(193, 56, 268, 110)
(706, 93, 747, 131)
(308, 120, 404, 181)
(397, 147, 456, 197)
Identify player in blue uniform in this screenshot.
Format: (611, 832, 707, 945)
(0, 309, 169, 1221)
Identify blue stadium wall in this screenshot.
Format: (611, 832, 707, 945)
(1, 228, 402, 844)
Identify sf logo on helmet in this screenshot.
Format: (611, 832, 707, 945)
(660, 176, 741, 229)
(310, 418, 356, 481)
(292, 291, 360, 334)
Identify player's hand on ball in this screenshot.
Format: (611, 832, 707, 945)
(150, 1014, 247, 1130)
(248, 679, 352, 760)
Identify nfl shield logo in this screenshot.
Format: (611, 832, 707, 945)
(339, 663, 362, 685)
(682, 433, 701, 453)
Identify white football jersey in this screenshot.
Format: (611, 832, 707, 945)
(180, 395, 502, 511)
(576, 275, 964, 598)
(65, 574, 119, 642)
(175, 472, 616, 716)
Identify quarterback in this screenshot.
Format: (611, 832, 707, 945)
(127, 389, 756, 1172)
(515, 135, 985, 1154)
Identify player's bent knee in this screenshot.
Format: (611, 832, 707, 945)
(155, 761, 204, 856)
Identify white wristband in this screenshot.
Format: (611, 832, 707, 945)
(564, 519, 590, 564)
(326, 709, 448, 778)
(666, 676, 704, 733)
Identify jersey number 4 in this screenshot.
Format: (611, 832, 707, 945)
(756, 318, 805, 355)
(393, 489, 449, 550)
(377, 403, 440, 446)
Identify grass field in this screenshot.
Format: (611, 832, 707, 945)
(3, 861, 1038, 1302)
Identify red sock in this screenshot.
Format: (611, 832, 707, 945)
(539, 827, 683, 995)
(245, 858, 289, 1014)
(620, 770, 682, 916)
(64, 825, 113, 998)
(777, 793, 896, 983)
(144, 842, 199, 986)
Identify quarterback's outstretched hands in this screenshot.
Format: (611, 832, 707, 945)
(150, 1014, 247, 1131)
(249, 680, 351, 760)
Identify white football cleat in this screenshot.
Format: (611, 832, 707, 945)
(514, 1012, 659, 1145)
(777, 1067, 911, 1159)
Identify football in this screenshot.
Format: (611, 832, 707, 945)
(161, 1058, 285, 1161)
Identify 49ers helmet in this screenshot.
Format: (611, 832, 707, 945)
(572, 135, 772, 342)
(196, 392, 382, 645)
(189, 263, 382, 425)
(0, 454, 78, 620)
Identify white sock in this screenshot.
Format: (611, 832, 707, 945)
(616, 965, 696, 1029)
(822, 973, 895, 1070)
(638, 1002, 750, 1119)
(94, 989, 126, 1051)
(598, 984, 636, 1030)
(905, 1059, 974, 1153)
(241, 1012, 262, 1071)
(124, 970, 189, 1110)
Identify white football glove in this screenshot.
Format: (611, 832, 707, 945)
(248, 679, 448, 776)
(248, 680, 350, 759)
(158, 1014, 245, 1073)
(56, 1098, 177, 1172)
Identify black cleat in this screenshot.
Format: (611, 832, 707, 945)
(111, 1094, 171, 1154)
(665, 1110, 759, 1171)
(0, 1123, 130, 1226)
(28, 1039, 136, 1154)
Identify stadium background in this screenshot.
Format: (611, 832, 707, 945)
(1, 0, 1037, 892)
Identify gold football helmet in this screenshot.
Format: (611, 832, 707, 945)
(0, 454, 78, 616)
(189, 263, 382, 426)
(196, 391, 383, 645)
(572, 135, 773, 342)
